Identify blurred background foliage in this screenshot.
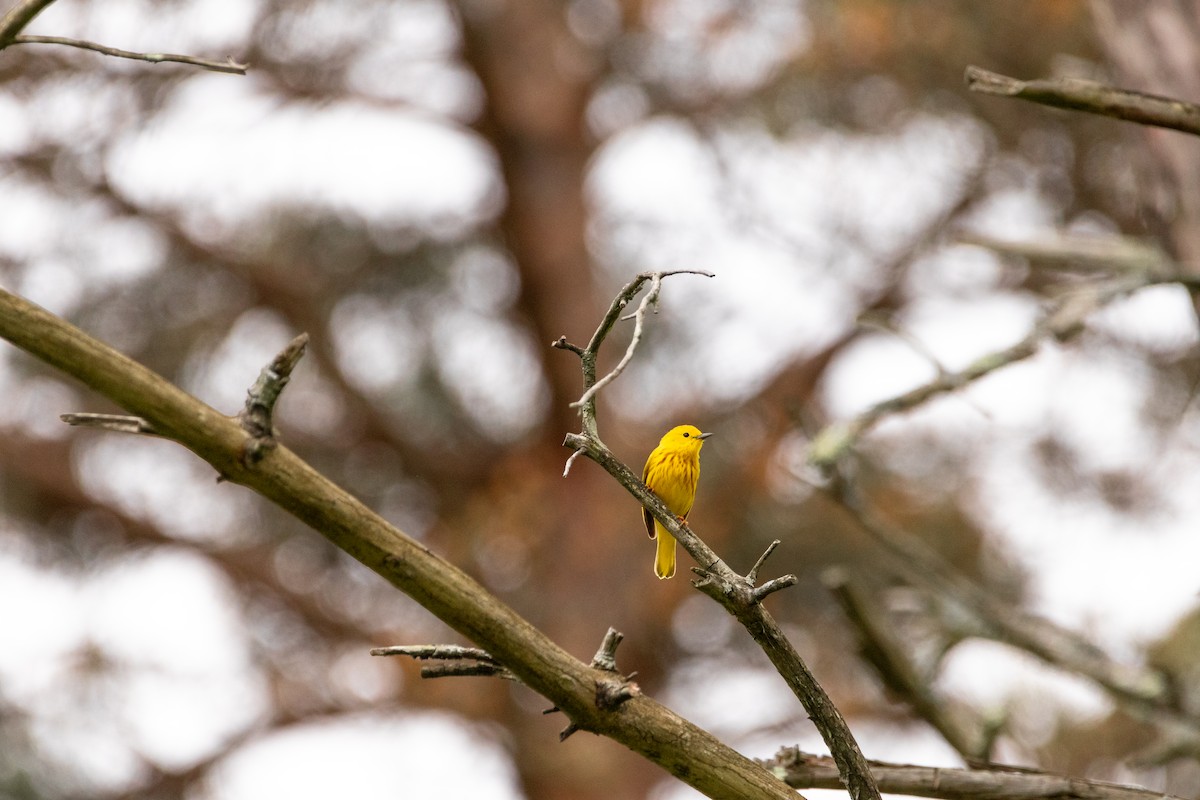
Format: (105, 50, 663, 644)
(3, 0, 1200, 798)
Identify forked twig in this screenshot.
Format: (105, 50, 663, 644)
(553, 270, 713, 440)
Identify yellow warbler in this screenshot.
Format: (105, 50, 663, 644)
(641, 424, 712, 579)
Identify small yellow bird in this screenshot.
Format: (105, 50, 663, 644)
(641, 424, 712, 579)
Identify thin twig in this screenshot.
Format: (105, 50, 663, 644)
(556, 269, 713, 439)
(751, 575, 799, 604)
(10, 34, 248, 74)
(420, 662, 512, 680)
(765, 748, 1186, 800)
(562, 448, 584, 477)
(965, 65, 1200, 136)
(370, 644, 498, 663)
(0, 286, 797, 800)
(746, 539, 782, 584)
(60, 412, 158, 436)
(809, 274, 1154, 470)
(572, 272, 666, 409)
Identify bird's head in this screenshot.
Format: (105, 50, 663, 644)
(660, 424, 712, 453)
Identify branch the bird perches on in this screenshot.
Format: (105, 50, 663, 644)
(555, 271, 882, 800)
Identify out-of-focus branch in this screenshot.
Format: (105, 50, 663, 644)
(965, 65, 1200, 136)
(956, 232, 1173, 275)
(818, 483, 1200, 756)
(823, 570, 999, 764)
(765, 748, 1186, 800)
(0, 287, 797, 800)
(558, 274, 881, 800)
(809, 266, 1191, 470)
(9, 34, 249, 73)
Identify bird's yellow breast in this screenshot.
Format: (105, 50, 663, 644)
(644, 451, 700, 517)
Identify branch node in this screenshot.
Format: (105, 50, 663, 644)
(562, 447, 584, 477)
(239, 333, 309, 463)
(589, 627, 625, 672)
(552, 335, 585, 356)
(595, 674, 641, 710)
(60, 412, 158, 436)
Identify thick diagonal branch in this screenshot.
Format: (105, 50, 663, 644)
(0, 287, 797, 800)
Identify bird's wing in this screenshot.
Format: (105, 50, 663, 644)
(642, 457, 656, 538)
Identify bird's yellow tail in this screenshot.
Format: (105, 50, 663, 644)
(654, 524, 676, 579)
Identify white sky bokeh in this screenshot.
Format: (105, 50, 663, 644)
(203, 712, 523, 800)
(106, 73, 502, 239)
(0, 543, 266, 790)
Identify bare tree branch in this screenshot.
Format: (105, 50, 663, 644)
(809, 271, 1190, 470)
(0, 287, 798, 800)
(965, 65, 1200, 136)
(371, 644, 516, 681)
(553, 269, 714, 440)
(955, 232, 1173, 275)
(765, 749, 1185, 800)
(823, 569, 998, 764)
(559, 274, 881, 800)
(9, 34, 249, 73)
(817, 482, 1200, 756)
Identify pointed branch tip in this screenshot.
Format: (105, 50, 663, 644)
(590, 627, 625, 671)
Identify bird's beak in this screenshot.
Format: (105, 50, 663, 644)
(697, 432, 713, 440)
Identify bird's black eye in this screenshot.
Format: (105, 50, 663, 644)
(682, 432, 690, 437)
